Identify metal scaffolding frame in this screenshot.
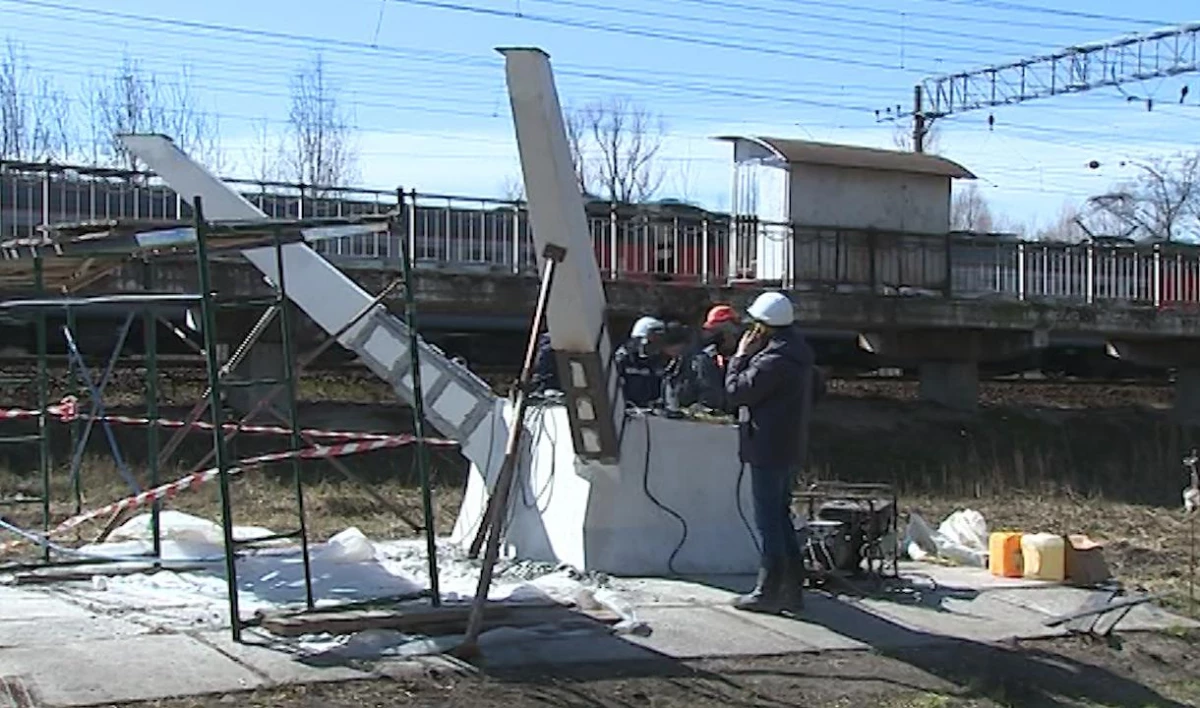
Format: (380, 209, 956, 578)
(0, 208, 443, 644)
(0, 288, 198, 572)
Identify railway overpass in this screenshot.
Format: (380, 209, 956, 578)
(4, 161, 1200, 415)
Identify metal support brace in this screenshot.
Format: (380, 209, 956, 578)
(62, 315, 141, 495)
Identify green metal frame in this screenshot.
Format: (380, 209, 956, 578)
(0, 256, 53, 561)
(400, 189, 441, 606)
(192, 197, 315, 643)
(0, 259, 173, 572)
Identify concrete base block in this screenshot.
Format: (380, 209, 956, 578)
(451, 404, 761, 576)
(918, 361, 979, 411)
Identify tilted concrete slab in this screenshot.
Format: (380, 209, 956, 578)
(625, 606, 815, 658)
(193, 631, 375, 686)
(0, 634, 265, 707)
(0, 614, 149, 648)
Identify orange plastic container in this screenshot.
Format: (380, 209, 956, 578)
(988, 531, 1024, 578)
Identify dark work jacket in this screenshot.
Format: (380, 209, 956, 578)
(687, 342, 731, 412)
(531, 333, 560, 392)
(724, 325, 816, 468)
(615, 339, 666, 408)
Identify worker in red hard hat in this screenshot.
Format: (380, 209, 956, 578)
(675, 304, 743, 413)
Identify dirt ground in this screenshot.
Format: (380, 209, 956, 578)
(118, 631, 1200, 708)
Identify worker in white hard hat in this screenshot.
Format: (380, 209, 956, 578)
(614, 316, 668, 408)
(724, 291, 816, 614)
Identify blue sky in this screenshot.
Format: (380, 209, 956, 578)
(2, 0, 1197, 229)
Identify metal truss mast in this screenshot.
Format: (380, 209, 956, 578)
(879, 22, 1200, 152)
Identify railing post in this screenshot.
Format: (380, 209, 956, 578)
(511, 204, 521, 275)
(943, 232, 953, 297)
(40, 169, 50, 234)
(700, 217, 710, 285)
(608, 202, 618, 280)
(1017, 242, 1027, 301)
(1085, 243, 1095, 305)
(1154, 243, 1163, 308)
(406, 189, 418, 266)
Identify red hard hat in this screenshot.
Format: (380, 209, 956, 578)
(702, 305, 739, 330)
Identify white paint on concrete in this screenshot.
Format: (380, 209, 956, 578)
(451, 405, 760, 575)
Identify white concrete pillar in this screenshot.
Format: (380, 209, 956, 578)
(918, 361, 979, 412)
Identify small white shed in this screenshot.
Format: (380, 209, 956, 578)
(716, 136, 976, 280)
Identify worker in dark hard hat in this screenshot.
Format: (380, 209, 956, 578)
(614, 316, 668, 408)
(725, 291, 815, 614)
(684, 304, 742, 413)
(658, 321, 694, 416)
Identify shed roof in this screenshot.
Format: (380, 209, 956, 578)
(717, 136, 976, 179)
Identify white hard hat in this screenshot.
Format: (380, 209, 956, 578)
(746, 292, 795, 327)
(631, 316, 666, 339)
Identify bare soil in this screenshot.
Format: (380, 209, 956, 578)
(122, 631, 1200, 708)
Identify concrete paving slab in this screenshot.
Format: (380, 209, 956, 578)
(0, 590, 95, 621)
(987, 586, 1094, 618)
(0, 615, 148, 648)
(194, 631, 374, 685)
(480, 630, 662, 668)
(723, 594, 929, 651)
(0, 634, 265, 707)
(857, 594, 1066, 643)
(606, 576, 747, 608)
(902, 563, 1053, 591)
(625, 606, 813, 658)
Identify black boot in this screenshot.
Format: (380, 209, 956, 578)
(732, 561, 782, 613)
(777, 555, 805, 613)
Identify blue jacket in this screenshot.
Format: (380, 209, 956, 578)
(724, 325, 816, 468)
(615, 339, 666, 408)
(531, 333, 560, 392)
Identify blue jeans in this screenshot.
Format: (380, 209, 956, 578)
(750, 464, 801, 565)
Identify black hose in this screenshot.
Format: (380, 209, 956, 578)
(639, 412, 688, 575)
(736, 462, 761, 556)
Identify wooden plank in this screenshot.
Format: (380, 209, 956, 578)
(259, 603, 619, 638)
(7, 562, 208, 585)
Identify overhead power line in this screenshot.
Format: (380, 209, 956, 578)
(918, 0, 1170, 26)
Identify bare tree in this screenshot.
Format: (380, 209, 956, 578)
(892, 120, 942, 154)
(0, 39, 74, 161)
(1036, 202, 1088, 242)
(668, 156, 698, 203)
(567, 97, 666, 204)
(1099, 153, 1200, 242)
(951, 182, 994, 232)
(280, 54, 358, 192)
(88, 54, 222, 171)
(242, 118, 281, 184)
(499, 173, 525, 202)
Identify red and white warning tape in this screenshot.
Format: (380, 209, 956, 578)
(0, 396, 410, 442)
(0, 433, 457, 553)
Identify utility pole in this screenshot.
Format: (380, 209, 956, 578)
(912, 85, 925, 154)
